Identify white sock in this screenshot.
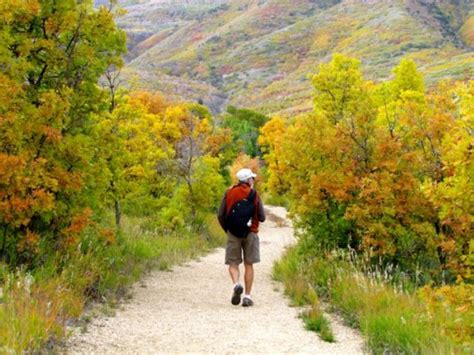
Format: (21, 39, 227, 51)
(244, 294, 252, 299)
(234, 282, 241, 287)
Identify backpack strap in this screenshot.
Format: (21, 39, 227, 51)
(248, 189, 256, 203)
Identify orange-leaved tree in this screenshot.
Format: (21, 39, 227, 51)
(0, 1, 126, 264)
(260, 54, 473, 281)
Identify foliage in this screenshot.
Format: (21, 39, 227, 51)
(0, 80, 228, 350)
(100, 91, 225, 225)
(221, 106, 269, 157)
(0, 0, 126, 266)
(258, 116, 288, 194)
(418, 282, 474, 346)
(460, 14, 474, 46)
(0, 2, 231, 352)
(0, 0, 229, 264)
(228, 153, 261, 185)
(261, 54, 473, 282)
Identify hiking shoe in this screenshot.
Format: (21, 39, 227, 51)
(242, 297, 254, 307)
(231, 284, 243, 305)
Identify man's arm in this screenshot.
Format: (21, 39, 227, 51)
(257, 194, 265, 222)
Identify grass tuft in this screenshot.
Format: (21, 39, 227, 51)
(273, 248, 336, 342)
(302, 304, 335, 342)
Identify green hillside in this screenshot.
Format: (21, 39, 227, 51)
(118, 0, 474, 115)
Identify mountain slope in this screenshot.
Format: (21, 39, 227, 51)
(116, 0, 474, 115)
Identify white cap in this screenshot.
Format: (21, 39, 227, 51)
(236, 168, 257, 182)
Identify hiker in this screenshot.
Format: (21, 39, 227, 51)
(218, 168, 265, 307)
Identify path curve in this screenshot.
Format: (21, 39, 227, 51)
(66, 206, 365, 354)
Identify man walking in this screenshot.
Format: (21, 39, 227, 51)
(218, 168, 265, 307)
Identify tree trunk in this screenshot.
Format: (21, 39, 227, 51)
(186, 177, 197, 218)
(115, 199, 121, 230)
(0, 225, 7, 261)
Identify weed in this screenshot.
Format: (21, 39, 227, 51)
(301, 300, 335, 343)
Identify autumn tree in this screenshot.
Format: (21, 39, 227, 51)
(310, 54, 366, 124)
(94, 91, 176, 228)
(260, 54, 473, 281)
(0, 0, 126, 264)
(94, 89, 228, 232)
(258, 116, 288, 193)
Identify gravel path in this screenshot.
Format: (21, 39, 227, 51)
(66, 206, 365, 354)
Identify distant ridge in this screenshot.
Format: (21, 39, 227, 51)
(114, 0, 473, 115)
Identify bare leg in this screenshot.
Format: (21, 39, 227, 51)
(228, 264, 240, 284)
(244, 263, 254, 295)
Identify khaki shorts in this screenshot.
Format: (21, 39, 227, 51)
(225, 232, 260, 265)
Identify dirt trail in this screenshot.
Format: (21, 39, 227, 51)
(66, 206, 365, 354)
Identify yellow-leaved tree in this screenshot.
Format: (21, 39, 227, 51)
(0, 0, 126, 264)
(260, 54, 473, 281)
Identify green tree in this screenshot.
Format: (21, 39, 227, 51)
(222, 106, 269, 157)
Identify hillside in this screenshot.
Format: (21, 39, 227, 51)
(116, 0, 474, 115)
